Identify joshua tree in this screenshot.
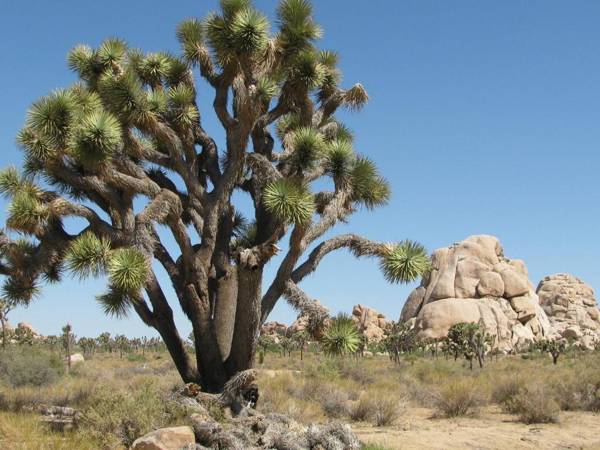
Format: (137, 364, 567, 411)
(115, 334, 130, 358)
(0, 0, 430, 391)
(321, 313, 361, 357)
(445, 322, 492, 370)
(291, 330, 308, 360)
(383, 321, 419, 364)
(536, 338, 566, 365)
(61, 324, 75, 372)
(0, 298, 15, 349)
(97, 332, 113, 353)
(78, 336, 97, 358)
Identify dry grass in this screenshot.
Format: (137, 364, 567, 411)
(2, 345, 600, 448)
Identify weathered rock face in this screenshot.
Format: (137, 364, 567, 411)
(351, 304, 390, 343)
(400, 235, 554, 351)
(131, 426, 195, 450)
(537, 273, 600, 348)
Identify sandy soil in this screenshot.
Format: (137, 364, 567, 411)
(353, 407, 600, 450)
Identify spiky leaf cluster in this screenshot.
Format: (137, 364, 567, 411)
(263, 179, 314, 224)
(107, 248, 149, 294)
(379, 240, 431, 284)
(321, 313, 361, 356)
(65, 232, 112, 279)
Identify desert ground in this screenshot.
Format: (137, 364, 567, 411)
(1, 345, 600, 450)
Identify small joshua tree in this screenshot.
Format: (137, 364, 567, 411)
(445, 322, 492, 370)
(0, 0, 430, 391)
(114, 334, 130, 358)
(291, 330, 309, 360)
(78, 336, 97, 358)
(536, 338, 566, 365)
(321, 313, 361, 357)
(61, 324, 75, 372)
(383, 321, 419, 364)
(97, 332, 113, 353)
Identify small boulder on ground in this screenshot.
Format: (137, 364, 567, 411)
(131, 426, 195, 450)
(68, 353, 85, 364)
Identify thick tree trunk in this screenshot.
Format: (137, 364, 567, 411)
(225, 267, 263, 376)
(1, 317, 6, 349)
(212, 267, 238, 361)
(187, 285, 229, 392)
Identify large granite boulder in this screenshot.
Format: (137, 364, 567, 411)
(400, 235, 554, 351)
(351, 304, 390, 343)
(131, 426, 195, 450)
(537, 273, 600, 348)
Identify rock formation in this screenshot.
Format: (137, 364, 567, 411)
(131, 426, 195, 450)
(260, 322, 288, 338)
(400, 235, 554, 351)
(351, 304, 390, 343)
(537, 273, 600, 348)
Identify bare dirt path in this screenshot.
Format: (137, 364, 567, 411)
(353, 407, 600, 450)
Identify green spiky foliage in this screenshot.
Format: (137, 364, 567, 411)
(380, 241, 432, 284)
(65, 232, 111, 279)
(321, 313, 361, 357)
(263, 179, 314, 224)
(0, 1, 429, 392)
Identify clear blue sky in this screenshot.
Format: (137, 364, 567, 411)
(1, 1, 598, 338)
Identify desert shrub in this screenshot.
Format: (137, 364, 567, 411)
(491, 376, 525, 413)
(319, 388, 349, 418)
(372, 396, 403, 426)
(553, 377, 600, 412)
(127, 353, 146, 362)
(349, 395, 376, 422)
(338, 360, 375, 385)
(432, 379, 482, 418)
(511, 385, 559, 424)
(0, 348, 63, 387)
(80, 381, 187, 447)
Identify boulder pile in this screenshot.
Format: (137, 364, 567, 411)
(400, 235, 554, 351)
(351, 304, 390, 343)
(537, 273, 600, 348)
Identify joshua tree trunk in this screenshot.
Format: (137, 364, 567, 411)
(0, 316, 7, 349)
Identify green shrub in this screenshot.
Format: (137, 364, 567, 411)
(80, 381, 187, 447)
(127, 353, 146, 362)
(0, 348, 63, 387)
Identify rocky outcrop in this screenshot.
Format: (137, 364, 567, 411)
(260, 322, 288, 337)
(537, 273, 600, 348)
(131, 426, 195, 450)
(351, 304, 390, 343)
(400, 235, 554, 351)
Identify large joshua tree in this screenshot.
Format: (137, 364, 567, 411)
(0, 0, 430, 392)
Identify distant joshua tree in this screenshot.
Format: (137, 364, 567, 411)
(0, 0, 430, 391)
(536, 338, 566, 365)
(61, 324, 75, 372)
